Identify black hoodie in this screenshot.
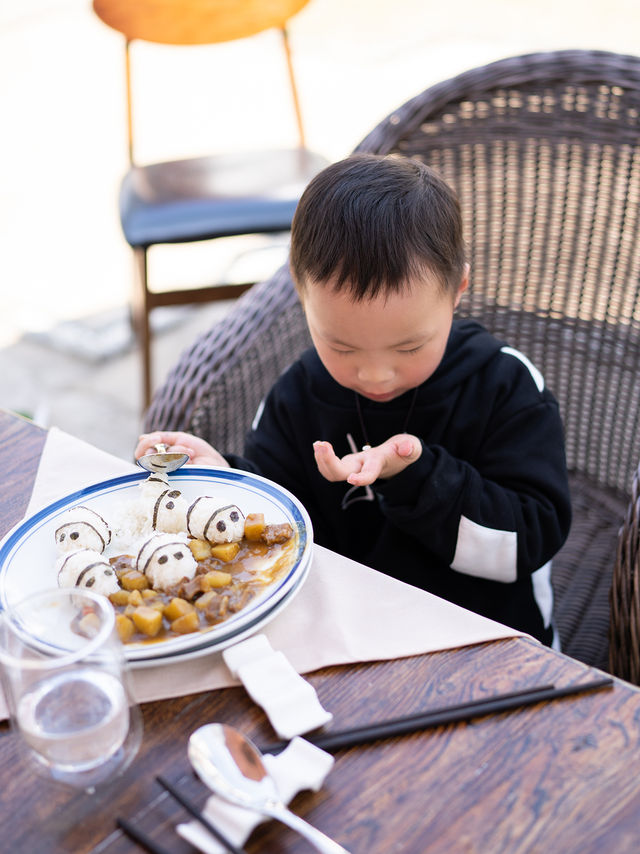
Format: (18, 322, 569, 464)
(227, 319, 571, 644)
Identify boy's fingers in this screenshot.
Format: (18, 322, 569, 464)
(136, 433, 200, 461)
(136, 431, 178, 455)
(347, 469, 375, 487)
(313, 441, 352, 482)
(161, 443, 194, 460)
(138, 430, 190, 447)
(402, 437, 422, 461)
(347, 453, 383, 486)
(313, 441, 339, 478)
(312, 440, 333, 464)
(134, 439, 157, 458)
(396, 438, 417, 458)
(138, 431, 171, 444)
(386, 435, 421, 462)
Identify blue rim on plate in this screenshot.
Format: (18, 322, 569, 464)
(0, 467, 313, 664)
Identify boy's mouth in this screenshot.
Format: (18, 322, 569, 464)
(359, 390, 399, 403)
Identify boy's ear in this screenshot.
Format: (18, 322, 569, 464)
(453, 264, 470, 308)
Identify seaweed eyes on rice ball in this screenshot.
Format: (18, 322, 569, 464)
(186, 497, 245, 544)
(55, 506, 112, 554)
(56, 548, 120, 596)
(152, 489, 188, 534)
(136, 532, 197, 591)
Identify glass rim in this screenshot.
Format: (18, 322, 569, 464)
(0, 587, 117, 671)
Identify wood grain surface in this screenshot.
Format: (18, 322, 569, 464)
(0, 410, 46, 530)
(1, 410, 640, 854)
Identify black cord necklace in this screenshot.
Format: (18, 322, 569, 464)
(354, 386, 420, 451)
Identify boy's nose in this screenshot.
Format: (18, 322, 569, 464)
(357, 362, 394, 386)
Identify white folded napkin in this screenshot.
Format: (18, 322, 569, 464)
(25, 426, 137, 515)
(223, 635, 333, 739)
(177, 737, 335, 854)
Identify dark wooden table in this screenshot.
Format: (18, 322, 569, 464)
(2, 409, 640, 854)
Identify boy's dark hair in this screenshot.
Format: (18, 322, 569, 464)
(290, 153, 467, 300)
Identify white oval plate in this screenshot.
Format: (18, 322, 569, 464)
(0, 466, 313, 663)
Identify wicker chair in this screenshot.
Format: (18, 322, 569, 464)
(145, 49, 640, 676)
(610, 467, 640, 682)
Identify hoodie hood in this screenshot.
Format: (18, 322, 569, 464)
(424, 318, 504, 394)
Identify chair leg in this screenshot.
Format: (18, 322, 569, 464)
(131, 247, 152, 409)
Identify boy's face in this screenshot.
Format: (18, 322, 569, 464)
(300, 270, 468, 403)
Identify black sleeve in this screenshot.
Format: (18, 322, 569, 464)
(374, 387, 571, 582)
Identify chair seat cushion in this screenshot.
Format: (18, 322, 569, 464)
(120, 148, 328, 247)
(552, 472, 626, 671)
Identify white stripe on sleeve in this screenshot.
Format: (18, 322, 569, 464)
(451, 515, 517, 582)
(251, 398, 266, 431)
(500, 346, 545, 392)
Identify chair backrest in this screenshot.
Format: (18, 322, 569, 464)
(355, 49, 640, 497)
(610, 462, 640, 681)
(147, 50, 640, 491)
(92, 0, 311, 161)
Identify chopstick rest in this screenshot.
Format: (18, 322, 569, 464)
(222, 635, 333, 739)
(176, 736, 334, 854)
(157, 776, 246, 854)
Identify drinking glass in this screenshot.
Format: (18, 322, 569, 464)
(0, 587, 142, 790)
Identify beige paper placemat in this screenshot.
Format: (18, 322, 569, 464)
(0, 426, 523, 718)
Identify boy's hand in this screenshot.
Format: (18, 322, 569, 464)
(135, 431, 230, 468)
(313, 434, 422, 487)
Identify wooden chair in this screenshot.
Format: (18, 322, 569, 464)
(92, 0, 326, 406)
(145, 49, 640, 676)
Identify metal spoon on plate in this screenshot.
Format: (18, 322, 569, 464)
(188, 723, 350, 854)
(136, 442, 189, 474)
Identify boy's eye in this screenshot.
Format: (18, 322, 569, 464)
(331, 347, 354, 355)
(398, 345, 423, 355)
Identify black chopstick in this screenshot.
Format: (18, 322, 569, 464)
(116, 816, 173, 854)
(259, 681, 554, 753)
(156, 775, 247, 854)
(260, 676, 614, 754)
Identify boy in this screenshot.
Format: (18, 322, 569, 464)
(137, 153, 571, 645)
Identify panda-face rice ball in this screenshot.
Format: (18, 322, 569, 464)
(55, 505, 112, 554)
(151, 488, 188, 534)
(139, 472, 170, 500)
(56, 548, 120, 597)
(186, 497, 245, 544)
(136, 532, 197, 591)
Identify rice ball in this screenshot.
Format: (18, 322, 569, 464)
(136, 532, 197, 591)
(151, 488, 188, 534)
(55, 505, 112, 554)
(111, 475, 176, 543)
(56, 548, 120, 597)
(187, 497, 245, 544)
(139, 472, 170, 499)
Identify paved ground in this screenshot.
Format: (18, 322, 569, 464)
(1, 0, 638, 460)
(0, 300, 237, 460)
